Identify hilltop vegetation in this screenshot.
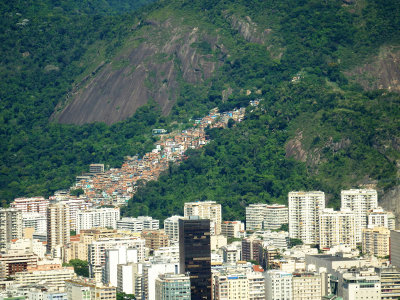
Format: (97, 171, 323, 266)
(1, 0, 399, 218)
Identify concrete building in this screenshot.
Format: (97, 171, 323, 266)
(14, 267, 75, 291)
(59, 198, 93, 230)
(213, 273, 249, 300)
(292, 272, 322, 300)
(264, 204, 288, 230)
(342, 268, 381, 300)
(179, 217, 211, 300)
(103, 247, 138, 287)
(376, 267, 400, 300)
(117, 263, 143, 298)
(221, 221, 244, 238)
(319, 208, 356, 250)
(46, 203, 70, 254)
(0, 251, 38, 279)
(367, 207, 396, 230)
(341, 189, 378, 243)
(66, 279, 116, 300)
(288, 191, 325, 245)
(76, 207, 120, 234)
(0, 208, 22, 250)
(390, 230, 400, 269)
(88, 237, 146, 282)
(142, 259, 179, 300)
(242, 238, 262, 264)
(89, 163, 105, 174)
(246, 204, 268, 231)
(155, 273, 191, 300)
(163, 215, 184, 243)
(5, 238, 46, 259)
(265, 270, 292, 300)
(22, 212, 47, 234)
(184, 201, 222, 235)
(117, 216, 159, 232)
(221, 245, 241, 263)
(141, 230, 169, 251)
(362, 227, 390, 257)
(11, 197, 49, 216)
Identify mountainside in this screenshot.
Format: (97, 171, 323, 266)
(1, 0, 400, 223)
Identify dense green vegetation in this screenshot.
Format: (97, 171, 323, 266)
(63, 259, 89, 277)
(1, 0, 399, 217)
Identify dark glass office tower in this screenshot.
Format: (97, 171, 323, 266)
(179, 217, 211, 300)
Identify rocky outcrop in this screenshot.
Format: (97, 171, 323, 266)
(345, 46, 400, 92)
(52, 20, 221, 125)
(380, 185, 400, 228)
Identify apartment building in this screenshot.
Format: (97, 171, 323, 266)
(141, 230, 169, 251)
(0, 208, 22, 250)
(221, 221, 245, 238)
(47, 203, 70, 254)
(342, 268, 381, 300)
(117, 263, 143, 297)
(265, 270, 293, 300)
(76, 207, 120, 234)
(88, 237, 146, 282)
(184, 201, 222, 235)
(13, 267, 75, 291)
(117, 216, 159, 232)
(213, 273, 249, 299)
(103, 247, 138, 288)
(341, 189, 378, 243)
(155, 273, 191, 300)
(11, 197, 49, 216)
(242, 237, 262, 264)
(66, 279, 116, 300)
(367, 207, 396, 230)
(288, 191, 325, 245)
(246, 204, 268, 231)
(264, 204, 289, 230)
(22, 212, 47, 234)
(0, 251, 38, 279)
(163, 215, 184, 243)
(319, 208, 356, 250)
(292, 273, 322, 300)
(391, 230, 400, 269)
(362, 227, 390, 257)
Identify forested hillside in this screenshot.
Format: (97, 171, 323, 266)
(1, 0, 399, 222)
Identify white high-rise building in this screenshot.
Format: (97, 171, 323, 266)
(22, 212, 47, 234)
(319, 208, 356, 250)
(59, 198, 92, 230)
(163, 215, 184, 243)
(341, 189, 378, 243)
(76, 207, 120, 234)
(246, 204, 268, 231)
(264, 204, 288, 230)
(367, 207, 396, 230)
(184, 201, 222, 235)
(47, 203, 70, 254)
(88, 237, 146, 283)
(11, 197, 49, 216)
(292, 272, 322, 300)
(103, 247, 138, 287)
(0, 208, 22, 250)
(265, 270, 293, 300)
(288, 191, 325, 245)
(246, 204, 288, 231)
(117, 262, 143, 297)
(117, 216, 159, 232)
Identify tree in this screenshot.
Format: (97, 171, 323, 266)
(117, 292, 135, 300)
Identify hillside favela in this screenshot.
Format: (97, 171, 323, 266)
(1, 0, 400, 300)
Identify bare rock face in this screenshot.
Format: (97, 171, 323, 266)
(345, 46, 400, 92)
(52, 20, 221, 125)
(380, 184, 400, 228)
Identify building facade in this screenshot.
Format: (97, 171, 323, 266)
(184, 201, 222, 235)
(288, 191, 325, 245)
(155, 273, 191, 300)
(47, 203, 70, 254)
(341, 189, 378, 243)
(179, 217, 211, 300)
(164, 215, 184, 243)
(362, 227, 390, 257)
(319, 208, 356, 250)
(75, 208, 120, 234)
(0, 208, 22, 250)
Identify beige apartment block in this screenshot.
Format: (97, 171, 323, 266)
(319, 208, 356, 250)
(184, 201, 222, 235)
(362, 227, 390, 257)
(47, 202, 70, 253)
(292, 273, 322, 300)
